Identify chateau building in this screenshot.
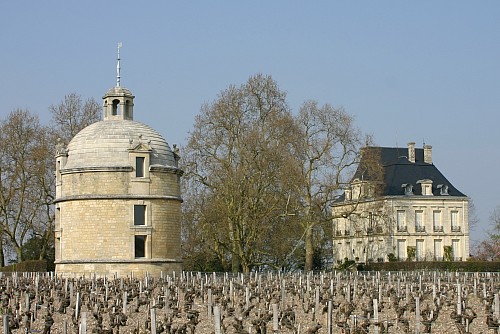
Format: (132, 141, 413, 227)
(54, 53, 183, 277)
(332, 142, 469, 264)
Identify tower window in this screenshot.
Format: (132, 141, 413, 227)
(125, 100, 130, 118)
(136, 157, 145, 177)
(134, 205, 146, 226)
(135, 235, 146, 258)
(112, 99, 120, 115)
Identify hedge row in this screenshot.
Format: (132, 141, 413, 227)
(360, 261, 500, 272)
(0, 260, 48, 273)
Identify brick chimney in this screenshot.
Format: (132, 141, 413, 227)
(407, 142, 415, 163)
(424, 144, 432, 164)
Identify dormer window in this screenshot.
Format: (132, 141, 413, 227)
(129, 135, 152, 180)
(345, 188, 352, 201)
(136, 157, 145, 177)
(352, 183, 361, 200)
(437, 184, 449, 195)
(417, 179, 433, 196)
(402, 183, 413, 195)
(350, 179, 374, 200)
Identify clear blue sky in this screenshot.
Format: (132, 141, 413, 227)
(1, 1, 499, 245)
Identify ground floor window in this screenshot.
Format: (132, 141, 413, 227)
(416, 239, 424, 260)
(434, 239, 443, 260)
(397, 239, 406, 260)
(135, 235, 147, 258)
(452, 239, 461, 260)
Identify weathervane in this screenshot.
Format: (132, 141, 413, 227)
(116, 42, 122, 87)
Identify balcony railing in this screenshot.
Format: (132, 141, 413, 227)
(344, 230, 351, 236)
(376, 226, 383, 234)
(335, 230, 342, 237)
(415, 226, 426, 233)
(433, 226, 444, 232)
(434, 256, 444, 261)
(367, 227, 374, 234)
(451, 226, 461, 232)
(397, 226, 407, 232)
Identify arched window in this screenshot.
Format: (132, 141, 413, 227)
(112, 99, 120, 115)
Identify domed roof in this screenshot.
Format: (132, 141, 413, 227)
(104, 86, 134, 98)
(63, 120, 177, 170)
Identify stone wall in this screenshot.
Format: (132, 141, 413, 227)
(55, 168, 182, 277)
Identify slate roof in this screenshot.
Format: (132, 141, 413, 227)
(350, 146, 466, 198)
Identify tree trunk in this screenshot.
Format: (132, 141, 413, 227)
(39, 229, 52, 260)
(14, 244, 23, 263)
(230, 220, 241, 273)
(231, 252, 240, 273)
(0, 238, 4, 267)
(304, 225, 314, 272)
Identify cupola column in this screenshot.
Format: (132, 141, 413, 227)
(102, 43, 135, 121)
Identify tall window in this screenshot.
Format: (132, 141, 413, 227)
(416, 239, 424, 261)
(415, 210, 424, 231)
(433, 210, 442, 231)
(125, 100, 130, 118)
(451, 211, 458, 226)
(397, 210, 406, 230)
(112, 99, 120, 115)
(397, 240, 406, 260)
(134, 205, 146, 226)
(451, 210, 461, 232)
(135, 235, 146, 258)
(136, 157, 145, 177)
(452, 239, 460, 260)
(434, 239, 442, 260)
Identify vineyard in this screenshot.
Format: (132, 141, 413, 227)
(0, 271, 499, 333)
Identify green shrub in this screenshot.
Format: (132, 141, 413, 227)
(387, 253, 398, 262)
(362, 261, 500, 272)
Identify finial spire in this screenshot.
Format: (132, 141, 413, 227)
(116, 42, 122, 87)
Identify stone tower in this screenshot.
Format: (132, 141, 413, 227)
(54, 58, 183, 277)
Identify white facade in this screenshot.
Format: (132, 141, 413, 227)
(332, 143, 470, 264)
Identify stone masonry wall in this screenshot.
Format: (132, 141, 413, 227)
(56, 168, 182, 277)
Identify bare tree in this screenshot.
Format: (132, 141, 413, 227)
(49, 92, 101, 143)
(0, 94, 99, 267)
(0, 109, 53, 263)
(491, 205, 500, 233)
(472, 205, 500, 261)
(468, 199, 479, 231)
(182, 74, 302, 273)
(294, 101, 373, 271)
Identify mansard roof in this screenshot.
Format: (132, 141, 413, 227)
(352, 145, 466, 197)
